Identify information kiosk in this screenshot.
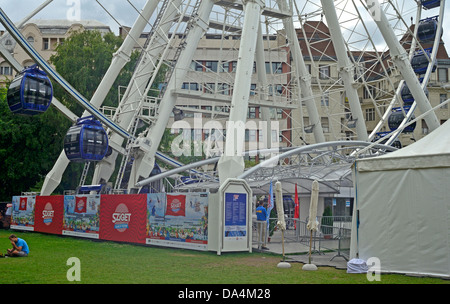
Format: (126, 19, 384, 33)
(208, 178, 252, 255)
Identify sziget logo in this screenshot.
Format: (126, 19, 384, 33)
(170, 199, 182, 213)
(112, 203, 132, 232)
(42, 202, 55, 225)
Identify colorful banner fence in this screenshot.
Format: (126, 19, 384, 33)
(10, 192, 209, 251)
(146, 192, 209, 250)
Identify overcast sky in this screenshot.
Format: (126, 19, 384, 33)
(0, 0, 449, 51)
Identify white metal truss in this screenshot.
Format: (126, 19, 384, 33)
(0, 0, 446, 195)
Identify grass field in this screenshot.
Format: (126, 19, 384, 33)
(1, 229, 449, 285)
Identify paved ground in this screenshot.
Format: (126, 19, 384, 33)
(252, 231, 349, 270)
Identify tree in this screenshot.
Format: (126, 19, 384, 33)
(0, 81, 70, 200)
(50, 30, 138, 116)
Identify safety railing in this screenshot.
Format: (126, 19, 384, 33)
(252, 215, 352, 260)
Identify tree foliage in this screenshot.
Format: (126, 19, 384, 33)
(50, 30, 138, 115)
(0, 84, 70, 200)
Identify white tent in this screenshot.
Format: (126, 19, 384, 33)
(350, 120, 450, 278)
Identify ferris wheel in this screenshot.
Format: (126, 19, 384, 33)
(0, 0, 446, 194)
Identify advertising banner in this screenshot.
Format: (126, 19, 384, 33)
(63, 195, 101, 239)
(100, 194, 147, 244)
(34, 195, 64, 235)
(11, 196, 35, 231)
(146, 193, 209, 250)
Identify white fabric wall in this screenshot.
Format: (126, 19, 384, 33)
(351, 165, 450, 277)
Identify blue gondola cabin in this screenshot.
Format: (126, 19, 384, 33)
(64, 116, 109, 162)
(6, 65, 53, 115)
(411, 48, 437, 75)
(421, 0, 440, 10)
(374, 132, 402, 149)
(401, 82, 428, 106)
(388, 106, 417, 133)
(417, 16, 440, 42)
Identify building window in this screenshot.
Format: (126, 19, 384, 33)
(220, 62, 229, 73)
(269, 84, 283, 96)
(306, 64, 312, 74)
(319, 65, 330, 79)
(218, 83, 229, 95)
(250, 84, 256, 96)
(271, 130, 281, 142)
(321, 117, 329, 133)
(440, 94, 448, 109)
(190, 61, 203, 72)
(205, 83, 215, 94)
(231, 61, 237, 73)
(365, 108, 376, 121)
(27, 36, 34, 45)
(246, 129, 257, 142)
(181, 82, 199, 91)
(43, 38, 49, 50)
(205, 61, 218, 72)
(265, 62, 282, 74)
(189, 61, 196, 71)
(321, 92, 329, 106)
(0, 65, 11, 75)
(438, 68, 448, 82)
(247, 107, 257, 118)
(276, 109, 283, 119)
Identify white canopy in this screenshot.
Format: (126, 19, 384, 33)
(357, 119, 450, 172)
(350, 120, 450, 278)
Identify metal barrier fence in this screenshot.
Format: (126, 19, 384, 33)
(252, 216, 352, 260)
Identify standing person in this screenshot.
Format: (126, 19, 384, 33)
(256, 200, 268, 250)
(7, 234, 29, 257)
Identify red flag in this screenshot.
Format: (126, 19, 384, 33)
(166, 194, 186, 217)
(75, 196, 87, 213)
(19, 197, 28, 211)
(294, 184, 300, 228)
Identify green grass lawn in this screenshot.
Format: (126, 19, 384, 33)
(0, 229, 449, 284)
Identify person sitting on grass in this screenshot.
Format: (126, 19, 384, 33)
(7, 234, 29, 257)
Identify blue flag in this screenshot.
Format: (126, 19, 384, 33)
(267, 180, 274, 230)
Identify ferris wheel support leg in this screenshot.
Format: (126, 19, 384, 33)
(277, 0, 326, 144)
(129, 0, 216, 192)
(92, 0, 182, 186)
(321, 0, 368, 141)
(41, 151, 71, 195)
(217, 0, 265, 185)
(365, 0, 440, 132)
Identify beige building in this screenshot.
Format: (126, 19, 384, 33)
(0, 19, 111, 83)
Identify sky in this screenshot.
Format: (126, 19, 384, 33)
(0, 0, 449, 52)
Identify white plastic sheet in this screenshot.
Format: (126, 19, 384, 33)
(347, 258, 368, 274)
